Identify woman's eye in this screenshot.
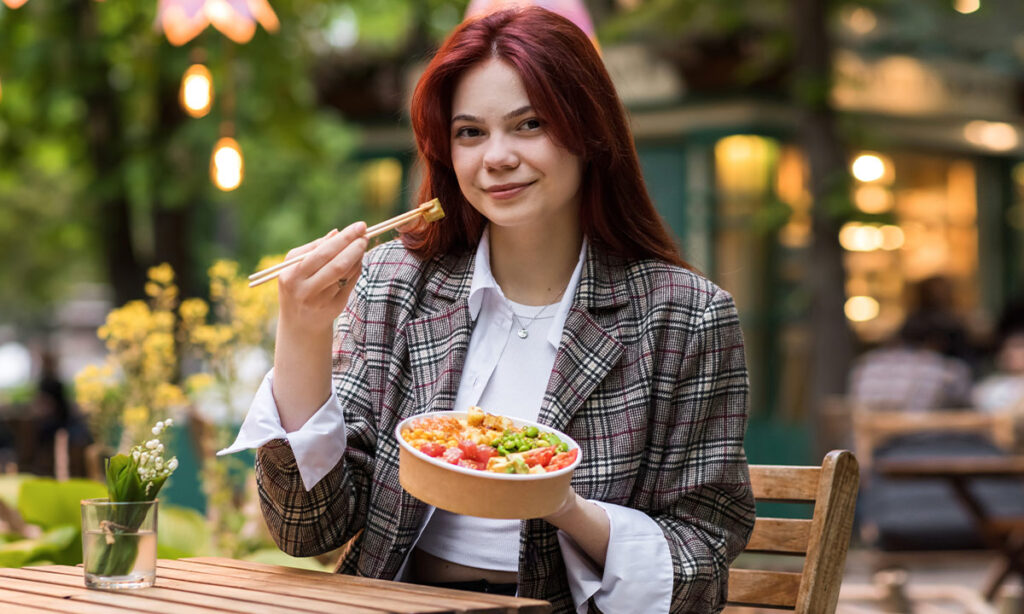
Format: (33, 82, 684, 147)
(520, 118, 542, 131)
(454, 126, 482, 138)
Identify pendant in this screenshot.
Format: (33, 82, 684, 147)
(517, 329, 529, 339)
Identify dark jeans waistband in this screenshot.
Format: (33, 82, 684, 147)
(422, 578, 518, 596)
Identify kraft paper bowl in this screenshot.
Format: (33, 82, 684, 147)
(395, 411, 582, 519)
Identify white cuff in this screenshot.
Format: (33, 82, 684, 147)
(217, 369, 347, 492)
(557, 501, 673, 614)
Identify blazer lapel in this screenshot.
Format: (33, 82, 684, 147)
(401, 249, 475, 418)
(538, 243, 628, 434)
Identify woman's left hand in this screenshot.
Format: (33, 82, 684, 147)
(542, 488, 582, 523)
(541, 488, 610, 569)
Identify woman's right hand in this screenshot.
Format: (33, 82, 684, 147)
(272, 221, 368, 432)
(276, 221, 369, 336)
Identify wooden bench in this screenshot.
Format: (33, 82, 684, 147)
(725, 450, 860, 614)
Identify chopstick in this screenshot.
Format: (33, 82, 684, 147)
(248, 199, 444, 288)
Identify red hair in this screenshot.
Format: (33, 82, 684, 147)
(402, 6, 688, 270)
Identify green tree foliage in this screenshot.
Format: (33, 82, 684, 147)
(0, 0, 442, 320)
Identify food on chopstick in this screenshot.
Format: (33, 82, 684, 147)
(400, 407, 579, 474)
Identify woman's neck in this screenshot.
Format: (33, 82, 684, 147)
(488, 222, 583, 306)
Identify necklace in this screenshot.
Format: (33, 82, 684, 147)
(507, 290, 564, 339)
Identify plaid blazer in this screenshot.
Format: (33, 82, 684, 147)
(256, 239, 755, 613)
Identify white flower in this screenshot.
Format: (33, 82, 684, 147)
(165, 418, 173, 427)
(146, 440, 158, 450)
(132, 450, 140, 461)
(167, 458, 178, 471)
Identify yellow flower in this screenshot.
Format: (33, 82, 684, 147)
(179, 298, 209, 324)
(154, 382, 187, 409)
(148, 263, 174, 285)
(123, 405, 149, 431)
(184, 373, 215, 394)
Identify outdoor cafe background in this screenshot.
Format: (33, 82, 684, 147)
(0, 0, 1023, 536)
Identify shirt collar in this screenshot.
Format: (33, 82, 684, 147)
(467, 226, 587, 349)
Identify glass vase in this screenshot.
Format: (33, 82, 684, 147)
(81, 498, 158, 589)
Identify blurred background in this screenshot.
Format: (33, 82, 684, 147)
(1, 0, 1023, 611)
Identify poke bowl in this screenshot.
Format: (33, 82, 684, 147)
(395, 408, 582, 519)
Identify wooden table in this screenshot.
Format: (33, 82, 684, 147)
(0, 557, 551, 613)
(876, 455, 1024, 601)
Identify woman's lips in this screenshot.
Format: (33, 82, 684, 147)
(485, 181, 534, 200)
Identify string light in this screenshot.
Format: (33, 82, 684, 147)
(954, 0, 980, 14)
(845, 296, 880, 322)
(180, 64, 214, 118)
(852, 154, 887, 182)
(963, 120, 1019, 152)
(211, 136, 244, 191)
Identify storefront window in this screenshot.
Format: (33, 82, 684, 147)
(844, 153, 979, 343)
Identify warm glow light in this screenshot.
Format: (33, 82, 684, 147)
(963, 120, 1019, 152)
(843, 6, 877, 35)
(211, 137, 243, 191)
(180, 64, 213, 118)
(714, 135, 777, 195)
(2, 0, 29, 8)
(954, 0, 980, 14)
(852, 154, 887, 182)
(839, 222, 884, 252)
(157, 0, 279, 46)
(854, 184, 893, 214)
(879, 225, 905, 250)
(845, 296, 880, 322)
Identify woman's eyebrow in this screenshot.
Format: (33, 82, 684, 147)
(451, 105, 534, 124)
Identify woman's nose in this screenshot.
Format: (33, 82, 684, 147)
(482, 134, 519, 170)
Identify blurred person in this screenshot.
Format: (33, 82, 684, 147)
(848, 313, 972, 411)
(221, 7, 754, 613)
(972, 298, 1024, 413)
(906, 275, 976, 368)
(30, 349, 91, 476)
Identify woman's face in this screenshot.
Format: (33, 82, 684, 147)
(450, 59, 583, 235)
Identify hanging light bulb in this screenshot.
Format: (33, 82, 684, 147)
(211, 136, 244, 191)
(2, 0, 30, 8)
(180, 64, 214, 117)
(157, 0, 279, 46)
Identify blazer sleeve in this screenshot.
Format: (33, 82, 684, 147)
(650, 287, 756, 613)
(254, 268, 377, 558)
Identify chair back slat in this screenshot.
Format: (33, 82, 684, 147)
(749, 465, 820, 501)
(727, 569, 802, 608)
(746, 518, 812, 554)
(727, 450, 859, 614)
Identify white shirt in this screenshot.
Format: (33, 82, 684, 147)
(220, 228, 673, 613)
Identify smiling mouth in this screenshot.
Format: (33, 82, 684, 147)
(485, 181, 535, 199)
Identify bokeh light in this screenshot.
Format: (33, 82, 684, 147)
(845, 296, 880, 322)
(852, 154, 887, 182)
(180, 64, 214, 118)
(211, 137, 244, 191)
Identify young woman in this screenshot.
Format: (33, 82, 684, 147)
(223, 7, 754, 612)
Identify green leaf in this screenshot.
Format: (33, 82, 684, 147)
(0, 475, 27, 509)
(156, 504, 209, 559)
(105, 453, 147, 502)
(0, 525, 78, 568)
(17, 478, 106, 530)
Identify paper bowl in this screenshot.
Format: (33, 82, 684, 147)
(395, 411, 582, 519)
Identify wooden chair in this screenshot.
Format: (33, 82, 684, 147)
(725, 450, 860, 614)
(850, 406, 1017, 473)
